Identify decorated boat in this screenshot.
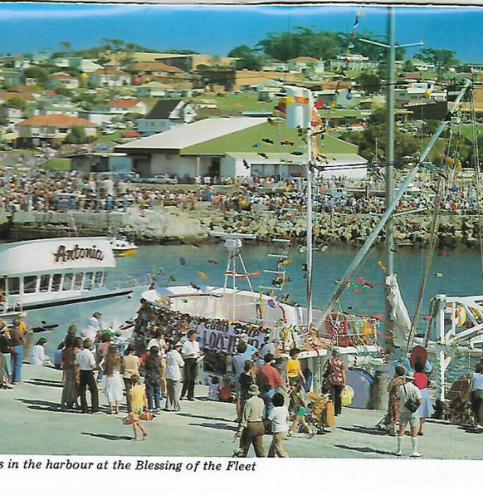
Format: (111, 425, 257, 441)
(0, 236, 147, 333)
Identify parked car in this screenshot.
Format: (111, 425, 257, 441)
(148, 174, 178, 185)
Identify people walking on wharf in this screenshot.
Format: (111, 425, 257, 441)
(236, 384, 266, 457)
(122, 345, 140, 413)
(10, 316, 26, 384)
(257, 353, 288, 421)
(288, 381, 314, 438)
(387, 366, 407, 436)
(395, 371, 423, 457)
(286, 348, 306, 387)
(164, 342, 184, 412)
(237, 360, 255, 423)
(470, 363, 483, 428)
(60, 337, 78, 410)
(129, 374, 148, 441)
(75, 338, 99, 414)
(144, 346, 162, 413)
(268, 392, 290, 457)
(414, 361, 434, 436)
(323, 348, 346, 417)
(180, 330, 202, 401)
(0, 322, 13, 389)
(102, 344, 123, 415)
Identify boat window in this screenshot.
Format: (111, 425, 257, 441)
(0, 278, 5, 299)
(63, 273, 73, 291)
(94, 271, 103, 287)
(8, 277, 19, 295)
(39, 274, 50, 292)
(84, 272, 93, 290)
(74, 273, 83, 290)
(24, 275, 37, 294)
(52, 274, 62, 292)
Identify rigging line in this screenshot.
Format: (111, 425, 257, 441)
(406, 177, 444, 353)
(469, 84, 483, 283)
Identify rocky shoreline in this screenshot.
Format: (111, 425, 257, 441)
(5, 205, 483, 249)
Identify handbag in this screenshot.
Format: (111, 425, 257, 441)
(403, 385, 419, 413)
(140, 411, 153, 421)
(341, 386, 352, 406)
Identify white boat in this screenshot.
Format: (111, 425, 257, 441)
(0, 236, 147, 334)
(141, 233, 384, 393)
(110, 236, 138, 256)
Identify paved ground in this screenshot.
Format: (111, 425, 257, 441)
(1, 363, 482, 460)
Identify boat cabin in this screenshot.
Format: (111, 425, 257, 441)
(0, 237, 116, 311)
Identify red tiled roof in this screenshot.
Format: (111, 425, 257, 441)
(121, 131, 140, 138)
(18, 115, 98, 127)
(50, 72, 76, 80)
(0, 91, 36, 101)
(110, 99, 142, 108)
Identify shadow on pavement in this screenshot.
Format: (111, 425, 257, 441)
(82, 432, 133, 441)
(339, 425, 390, 436)
(190, 422, 238, 432)
(175, 412, 232, 423)
(334, 444, 395, 456)
(25, 379, 63, 388)
(459, 425, 483, 434)
(18, 398, 109, 415)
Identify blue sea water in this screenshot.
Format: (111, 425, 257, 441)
(112, 243, 483, 324)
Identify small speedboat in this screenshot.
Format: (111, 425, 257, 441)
(110, 236, 138, 256)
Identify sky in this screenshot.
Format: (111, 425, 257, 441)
(0, 3, 482, 62)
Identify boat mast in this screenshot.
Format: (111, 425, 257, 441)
(306, 125, 313, 327)
(384, 6, 396, 360)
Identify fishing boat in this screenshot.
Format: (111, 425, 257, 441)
(0, 236, 147, 333)
(110, 235, 138, 257)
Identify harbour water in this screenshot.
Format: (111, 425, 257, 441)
(112, 242, 482, 321)
(39, 242, 482, 378)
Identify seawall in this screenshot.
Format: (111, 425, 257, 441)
(5, 205, 482, 249)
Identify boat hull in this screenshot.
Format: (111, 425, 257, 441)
(25, 285, 148, 352)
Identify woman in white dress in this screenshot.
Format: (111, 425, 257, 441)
(30, 338, 52, 366)
(103, 344, 123, 414)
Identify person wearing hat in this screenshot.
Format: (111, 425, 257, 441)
(165, 342, 185, 412)
(238, 333, 256, 360)
(236, 383, 266, 457)
(396, 371, 423, 457)
(323, 348, 346, 416)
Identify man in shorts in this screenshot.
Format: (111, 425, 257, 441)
(396, 371, 423, 457)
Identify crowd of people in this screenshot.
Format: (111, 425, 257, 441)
(1, 161, 481, 220)
(4, 299, 483, 455)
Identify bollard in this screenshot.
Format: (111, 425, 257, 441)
(372, 369, 390, 410)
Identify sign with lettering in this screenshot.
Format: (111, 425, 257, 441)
(198, 322, 264, 354)
(53, 244, 104, 263)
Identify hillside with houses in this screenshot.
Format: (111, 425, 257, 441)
(0, 36, 480, 182)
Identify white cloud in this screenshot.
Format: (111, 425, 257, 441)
(0, 5, 147, 21)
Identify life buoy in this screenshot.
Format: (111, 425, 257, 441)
(455, 305, 466, 327)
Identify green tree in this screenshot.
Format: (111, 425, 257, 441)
(23, 67, 49, 87)
(59, 41, 72, 55)
(5, 96, 26, 111)
(357, 72, 381, 94)
(415, 48, 459, 79)
(65, 126, 88, 144)
(402, 59, 415, 72)
(0, 106, 8, 126)
(228, 45, 263, 70)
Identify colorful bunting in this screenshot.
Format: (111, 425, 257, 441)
(179, 257, 186, 266)
(207, 259, 218, 264)
(198, 271, 209, 279)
